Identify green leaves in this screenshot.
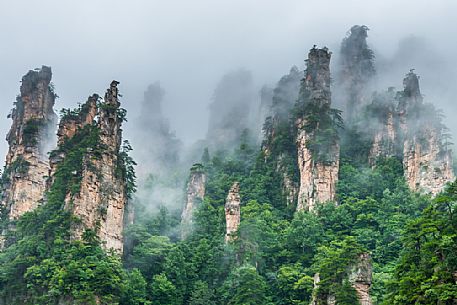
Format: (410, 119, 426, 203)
(384, 181, 457, 304)
(221, 264, 272, 305)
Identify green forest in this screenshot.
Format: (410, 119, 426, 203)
(0, 66, 456, 304)
(0, 10, 456, 305)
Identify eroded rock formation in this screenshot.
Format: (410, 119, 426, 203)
(225, 182, 241, 242)
(348, 253, 373, 305)
(57, 95, 98, 145)
(296, 47, 340, 211)
(48, 95, 98, 182)
(364, 71, 453, 195)
(338, 25, 375, 122)
(61, 81, 128, 252)
(400, 71, 454, 194)
(181, 163, 206, 238)
(0, 66, 57, 221)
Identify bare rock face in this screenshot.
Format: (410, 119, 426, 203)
(403, 127, 454, 195)
(365, 71, 453, 195)
(296, 48, 339, 211)
(338, 25, 375, 122)
(0, 66, 57, 221)
(181, 163, 206, 238)
(348, 253, 373, 305)
(400, 71, 454, 195)
(296, 131, 339, 211)
(225, 182, 241, 242)
(65, 81, 127, 253)
(57, 95, 97, 145)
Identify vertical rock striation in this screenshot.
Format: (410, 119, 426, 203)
(181, 163, 206, 239)
(363, 70, 453, 195)
(400, 71, 454, 195)
(296, 47, 340, 211)
(62, 81, 127, 253)
(348, 253, 373, 305)
(1, 66, 57, 221)
(225, 182, 241, 242)
(57, 95, 98, 145)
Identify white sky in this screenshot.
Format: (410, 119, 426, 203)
(1, 0, 456, 157)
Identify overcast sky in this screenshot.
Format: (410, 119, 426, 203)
(1, 0, 457, 158)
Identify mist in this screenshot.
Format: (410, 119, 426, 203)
(0, 0, 456, 153)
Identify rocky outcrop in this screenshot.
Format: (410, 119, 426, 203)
(403, 125, 454, 195)
(63, 81, 127, 253)
(181, 163, 206, 239)
(338, 25, 375, 122)
(0, 66, 57, 222)
(225, 182, 241, 242)
(48, 95, 98, 183)
(364, 71, 453, 195)
(400, 71, 454, 195)
(348, 253, 373, 305)
(296, 135, 339, 211)
(57, 95, 98, 145)
(296, 47, 340, 211)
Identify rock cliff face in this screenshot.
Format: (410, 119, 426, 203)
(0, 66, 57, 221)
(338, 25, 375, 122)
(348, 253, 373, 305)
(225, 182, 241, 242)
(364, 71, 453, 195)
(296, 48, 340, 211)
(403, 131, 454, 195)
(48, 95, 98, 183)
(61, 81, 127, 253)
(57, 95, 98, 145)
(181, 163, 206, 238)
(400, 71, 453, 195)
(337, 26, 453, 195)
